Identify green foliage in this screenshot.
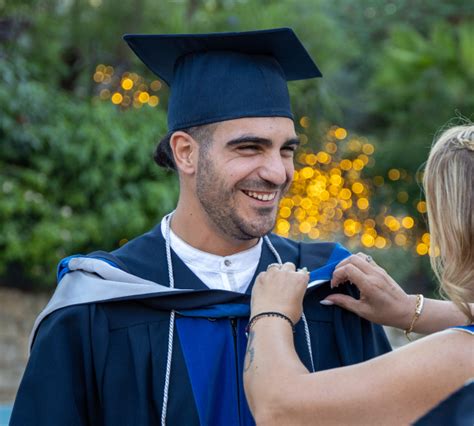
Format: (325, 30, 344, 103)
(0, 58, 177, 288)
(366, 19, 474, 217)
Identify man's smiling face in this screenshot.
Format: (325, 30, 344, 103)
(195, 116, 298, 240)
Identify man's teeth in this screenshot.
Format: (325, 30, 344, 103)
(245, 191, 276, 201)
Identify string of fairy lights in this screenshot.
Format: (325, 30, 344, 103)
(93, 64, 433, 256)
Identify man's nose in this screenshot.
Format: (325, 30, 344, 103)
(257, 153, 290, 186)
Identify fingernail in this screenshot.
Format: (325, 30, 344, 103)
(320, 300, 334, 306)
(298, 267, 308, 274)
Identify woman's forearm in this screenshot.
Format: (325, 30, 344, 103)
(244, 262, 474, 425)
(326, 254, 473, 334)
(243, 317, 308, 424)
(410, 298, 472, 334)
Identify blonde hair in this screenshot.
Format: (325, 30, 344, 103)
(423, 124, 474, 323)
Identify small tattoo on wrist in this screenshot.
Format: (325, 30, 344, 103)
(244, 330, 255, 372)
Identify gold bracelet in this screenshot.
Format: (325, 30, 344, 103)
(404, 294, 424, 341)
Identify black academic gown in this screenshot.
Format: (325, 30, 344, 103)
(11, 224, 391, 426)
(414, 380, 474, 425)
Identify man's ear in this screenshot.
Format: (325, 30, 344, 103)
(169, 131, 198, 175)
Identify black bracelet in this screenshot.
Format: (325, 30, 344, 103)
(245, 311, 295, 337)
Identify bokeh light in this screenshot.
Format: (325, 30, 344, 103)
(271, 125, 430, 255)
(111, 92, 123, 104)
(300, 116, 310, 128)
(93, 64, 165, 110)
(417, 201, 427, 213)
(121, 78, 134, 90)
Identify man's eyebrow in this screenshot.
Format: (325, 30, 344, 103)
(225, 135, 300, 147)
(226, 136, 272, 147)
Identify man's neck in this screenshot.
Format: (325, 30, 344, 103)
(169, 207, 259, 257)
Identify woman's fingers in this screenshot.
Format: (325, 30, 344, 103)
(331, 262, 369, 290)
(335, 253, 377, 275)
(280, 262, 296, 272)
(355, 252, 378, 266)
(251, 263, 308, 324)
(259, 262, 307, 286)
(322, 294, 362, 315)
(326, 255, 413, 328)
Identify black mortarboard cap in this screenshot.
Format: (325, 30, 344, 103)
(123, 28, 321, 132)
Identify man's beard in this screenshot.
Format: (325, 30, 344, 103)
(195, 155, 288, 241)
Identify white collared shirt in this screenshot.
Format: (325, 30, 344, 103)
(160, 219, 262, 293)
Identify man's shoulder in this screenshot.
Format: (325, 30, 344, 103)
(88, 222, 165, 278)
(32, 303, 93, 348)
(111, 222, 163, 258)
(45, 303, 92, 322)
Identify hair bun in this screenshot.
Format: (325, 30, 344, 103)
(454, 129, 474, 151)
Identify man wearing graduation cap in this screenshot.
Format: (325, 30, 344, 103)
(11, 28, 391, 425)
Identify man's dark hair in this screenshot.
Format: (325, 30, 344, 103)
(154, 124, 217, 171)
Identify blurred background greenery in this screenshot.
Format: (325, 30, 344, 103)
(0, 0, 473, 294)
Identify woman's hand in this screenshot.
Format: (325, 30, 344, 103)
(251, 262, 309, 324)
(323, 253, 416, 329)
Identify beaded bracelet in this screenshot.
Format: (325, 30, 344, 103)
(404, 294, 424, 341)
(245, 311, 295, 338)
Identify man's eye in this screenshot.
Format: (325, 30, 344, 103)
(282, 146, 296, 155)
(237, 145, 259, 151)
